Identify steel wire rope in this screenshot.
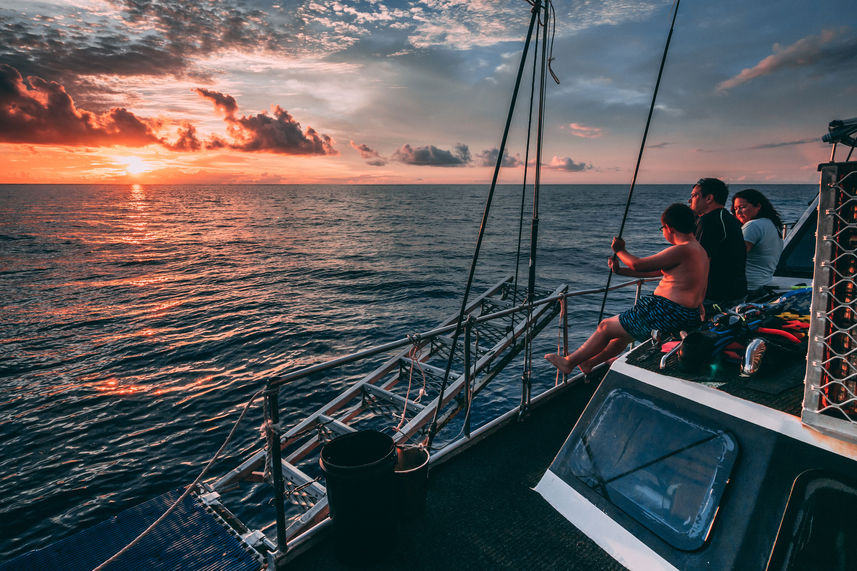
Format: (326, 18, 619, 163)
(512, 18, 541, 317)
(521, 0, 556, 415)
(595, 0, 682, 324)
(425, 0, 543, 449)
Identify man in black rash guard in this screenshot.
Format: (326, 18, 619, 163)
(689, 177, 747, 316)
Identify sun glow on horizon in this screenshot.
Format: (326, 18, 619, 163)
(118, 156, 153, 176)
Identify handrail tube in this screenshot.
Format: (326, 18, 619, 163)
(463, 315, 473, 437)
(265, 388, 288, 555)
(267, 277, 655, 389)
(395, 283, 566, 443)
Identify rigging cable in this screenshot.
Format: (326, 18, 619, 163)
(521, 0, 554, 415)
(595, 0, 681, 323)
(512, 14, 540, 314)
(426, 0, 543, 449)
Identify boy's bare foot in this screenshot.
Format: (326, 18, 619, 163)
(545, 353, 574, 375)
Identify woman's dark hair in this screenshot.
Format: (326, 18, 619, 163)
(662, 203, 696, 234)
(731, 188, 783, 228)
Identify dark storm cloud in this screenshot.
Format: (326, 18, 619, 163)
(197, 88, 336, 155)
(0, 64, 159, 146)
(475, 148, 522, 168)
(350, 141, 387, 166)
(393, 143, 471, 166)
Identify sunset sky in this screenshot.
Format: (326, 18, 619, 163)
(2, 0, 856, 185)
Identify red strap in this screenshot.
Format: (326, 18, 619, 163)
(756, 327, 801, 343)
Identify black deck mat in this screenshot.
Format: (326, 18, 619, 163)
(290, 375, 624, 570)
(626, 342, 805, 415)
(2, 489, 261, 571)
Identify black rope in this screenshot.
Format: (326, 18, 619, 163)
(596, 0, 681, 323)
(520, 1, 552, 416)
(426, 1, 543, 448)
(512, 15, 541, 312)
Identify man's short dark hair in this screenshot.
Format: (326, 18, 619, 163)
(662, 203, 696, 234)
(695, 177, 728, 205)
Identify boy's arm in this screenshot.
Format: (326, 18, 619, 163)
(612, 238, 681, 273)
(609, 256, 661, 278)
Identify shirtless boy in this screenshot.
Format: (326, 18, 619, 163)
(545, 203, 708, 375)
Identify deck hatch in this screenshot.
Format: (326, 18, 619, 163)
(549, 388, 737, 551)
(768, 470, 857, 571)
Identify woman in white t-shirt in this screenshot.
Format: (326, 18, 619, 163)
(731, 189, 783, 299)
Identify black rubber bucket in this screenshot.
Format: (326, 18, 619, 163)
(319, 430, 396, 563)
(394, 446, 430, 519)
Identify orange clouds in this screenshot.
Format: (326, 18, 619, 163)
(0, 64, 160, 147)
(0, 64, 336, 157)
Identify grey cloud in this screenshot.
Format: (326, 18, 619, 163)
(393, 143, 471, 166)
(475, 148, 522, 168)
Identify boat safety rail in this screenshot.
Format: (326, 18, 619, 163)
(266, 276, 656, 389)
(253, 275, 655, 565)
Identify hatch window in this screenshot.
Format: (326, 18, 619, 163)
(768, 470, 857, 571)
(551, 388, 737, 551)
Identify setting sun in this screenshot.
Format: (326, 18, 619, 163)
(120, 156, 153, 176)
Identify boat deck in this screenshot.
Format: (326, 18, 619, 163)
(0, 489, 262, 571)
(289, 376, 622, 570)
(624, 340, 805, 416)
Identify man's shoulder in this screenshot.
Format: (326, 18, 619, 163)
(698, 208, 727, 225)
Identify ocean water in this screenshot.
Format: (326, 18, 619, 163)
(0, 182, 816, 559)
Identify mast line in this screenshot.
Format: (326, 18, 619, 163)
(427, 1, 543, 448)
(596, 0, 682, 323)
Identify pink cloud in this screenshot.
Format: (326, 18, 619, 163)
(567, 122, 603, 139)
(0, 64, 159, 146)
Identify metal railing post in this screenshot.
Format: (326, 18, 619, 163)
(631, 279, 644, 348)
(561, 294, 569, 382)
(463, 315, 473, 437)
(264, 385, 288, 558)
